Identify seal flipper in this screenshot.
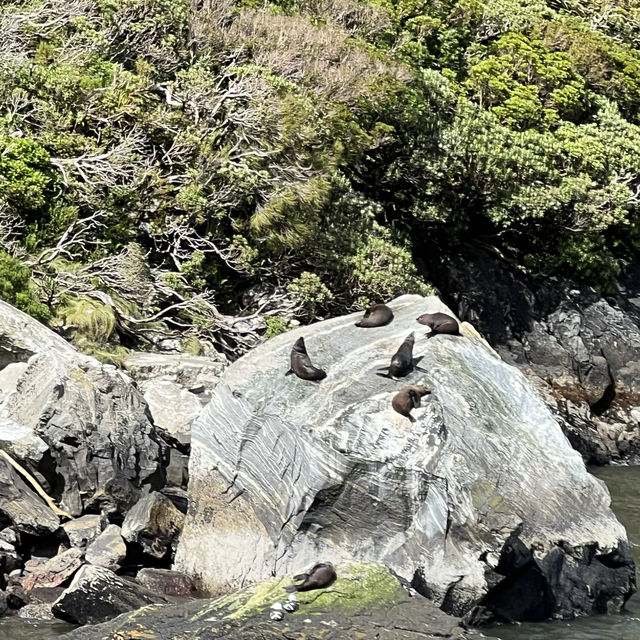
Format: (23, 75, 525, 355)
(293, 573, 309, 581)
(285, 369, 294, 376)
(284, 585, 298, 593)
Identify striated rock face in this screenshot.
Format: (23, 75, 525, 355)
(439, 252, 640, 464)
(176, 294, 635, 622)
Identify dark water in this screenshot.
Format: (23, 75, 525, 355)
(2, 466, 639, 639)
(488, 465, 640, 640)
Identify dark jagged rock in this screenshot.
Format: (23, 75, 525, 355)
(52, 565, 168, 625)
(59, 564, 473, 640)
(438, 251, 640, 464)
(85, 525, 126, 571)
(136, 568, 194, 597)
(0, 458, 59, 535)
(121, 492, 184, 559)
(176, 294, 634, 622)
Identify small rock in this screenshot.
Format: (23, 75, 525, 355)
(52, 565, 167, 625)
(0, 527, 18, 545)
(166, 449, 189, 488)
(270, 609, 284, 621)
(121, 492, 184, 559)
(6, 582, 28, 609)
(136, 568, 194, 597)
(18, 603, 54, 620)
(63, 514, 105, 548)
(85, 524, 126, 571)
(24, 557, 47, 573)
(22, 547, 84, 591)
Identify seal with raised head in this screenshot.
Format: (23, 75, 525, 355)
(392, 385, 431, 421)
(285, 337, 327, 381)
(377, 332, 425, 379)
(285, 562, 337, 592)
(355, 303, 394, 328)
(416, 312, 459, 336)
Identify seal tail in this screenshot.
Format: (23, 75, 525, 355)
(293, 572, 309, 581)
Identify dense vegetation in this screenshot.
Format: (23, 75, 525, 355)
(0, 0, 639, 357)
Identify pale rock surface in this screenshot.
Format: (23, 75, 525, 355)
(0, 361, 27, 402)
(85, 524, 126, 571)
(176, 294, 634, 621)
(63, 515, 105, 548)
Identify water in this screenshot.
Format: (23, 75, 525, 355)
(489, 465, 640, 640)
(2, 466, 639, 639)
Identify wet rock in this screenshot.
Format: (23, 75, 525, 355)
(18, 602, 55, 620)
(63, 515, 105, 548)
(136, 568, 194, 597)
(52, 565, 167, 625)
(22, 547, 84, 590)
(59, 564, 471, 640)
(122, 492, 184, 559)
(0, 458, 59, 535)
(176, 294, 634, 621)
(6, 581, 28, 609)
(142, 380, 201, 446)
(85, 525, 126, 571)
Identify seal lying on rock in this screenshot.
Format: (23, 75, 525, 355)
(416, 312, 459, 336)
(285, 337, 326, 381)
(377, 332, 426, 379)
(285, 562, 337, 592)
(355, 304, 394, 328)
(392, 385, 431, 421)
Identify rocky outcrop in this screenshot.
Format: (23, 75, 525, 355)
(437, 252, 640, 464)
(176, 294, 635, 622)
(59, 564, 474, 640)
(52, 565, 168, 625)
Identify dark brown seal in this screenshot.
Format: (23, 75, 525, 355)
(285, 337, 326, 381)
(378, 332, 423, 379)
(416, 312, 459, 336)
(355, 303, 394, 328)
(392, 385, 431, 420)
(286, 562, 337, 592)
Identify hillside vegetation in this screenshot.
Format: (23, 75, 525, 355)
(1, 0, 639, 357)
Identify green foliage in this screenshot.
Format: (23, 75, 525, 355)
(0, 252, 50, 321)
(264, 316, 290, 338)
(55, 297, 117, 346)
(288, 272, 334, 317)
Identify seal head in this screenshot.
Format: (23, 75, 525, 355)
(355, 303, 394, 328)
(378, 332, 425, 379)
(286, 337, 327, 381)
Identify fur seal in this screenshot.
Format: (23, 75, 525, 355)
(355, 303, 394, 328)
(285, 337, 326, 381)
(392, 385, 431, 421)
(285, 562, 337, 592)
(377, 332, 425, 379)
(416, 312, 459, 336)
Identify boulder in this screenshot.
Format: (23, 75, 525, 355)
(0, 361, 27, 402)
(142, 379, 202, 446)
(122, 492, 184, 559)
(439, 251, 640, 464)
(52, 565, 167, 625)
(0, 415, 48, 464)
(63, 515, 105, 548)
(58, 564, 473, 640)
(85, 525, 127, 571)
(22, 547, 84, 590)
(136, 568, 194, 597)
(0, 458, 59, 535)
(2, 352, 167, 517)
(175, 294, 635, 622)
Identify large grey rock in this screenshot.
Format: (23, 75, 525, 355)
(0, 415, 48, 464)
(122, 492, 184, 559)
(63, 515, 105, 548)
(142, 379, 202, 446)
(0, 458, 59, 535)
(58, 564, 473, 640)
(52, 565, 167, 625)
(176, 294, 634, 622)
(85, 525, 126, 571)
(440, 252, 640, 464)
(2, 352, 167, 517)
(0, 361, 27, 402)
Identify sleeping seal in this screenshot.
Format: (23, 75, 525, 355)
(355, 303, 394, 328)
(377, 332, 425, 379)
(392, 385, 431, 421)
(285, 337, 326, 381)
(285, 562, 336, 592)
(416, 312, 459, 336)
